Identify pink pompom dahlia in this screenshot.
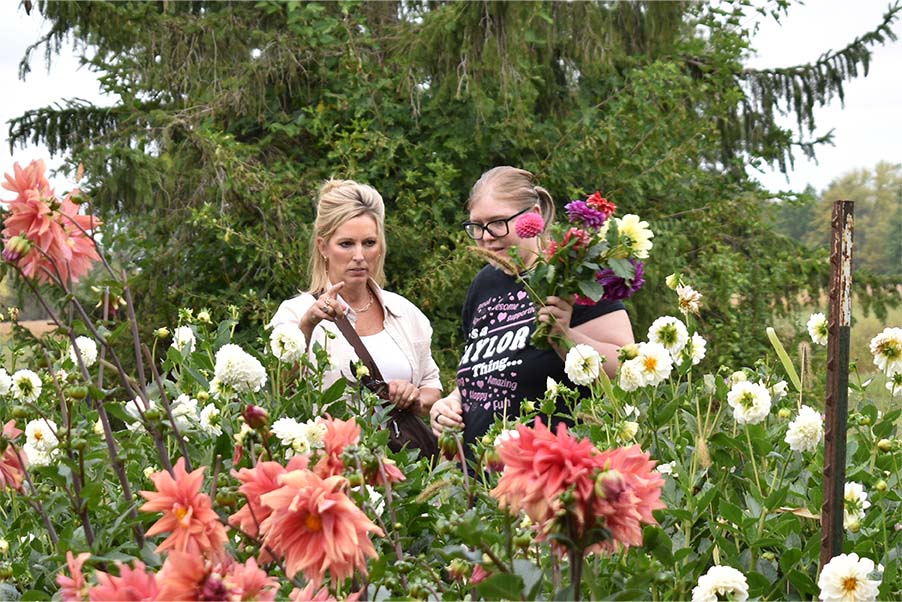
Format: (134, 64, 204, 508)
(514, 211, 545, 238)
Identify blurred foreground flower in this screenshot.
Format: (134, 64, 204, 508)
(691, 565, 749, 602)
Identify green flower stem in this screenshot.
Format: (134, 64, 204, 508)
(744, 427, 764, 497)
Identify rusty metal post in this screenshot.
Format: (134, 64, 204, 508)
(820, 200, 854, 569)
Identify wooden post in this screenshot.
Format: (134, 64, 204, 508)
(820, 200, 854, 569)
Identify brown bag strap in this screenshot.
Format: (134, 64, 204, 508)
(332, 314, 385, 383)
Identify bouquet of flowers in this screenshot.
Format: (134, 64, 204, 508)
(511, 191, 652, 349)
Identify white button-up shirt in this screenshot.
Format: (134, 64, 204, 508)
(268, 281, 443, 394)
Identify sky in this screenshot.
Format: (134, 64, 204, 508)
(1, 1, 900, 195)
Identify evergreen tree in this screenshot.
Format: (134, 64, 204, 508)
(6, 0, 901, 370)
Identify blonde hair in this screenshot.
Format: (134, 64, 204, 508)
(307, 179, 387, 294)
(467, 166, 556, 227)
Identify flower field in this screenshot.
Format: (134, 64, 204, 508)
(1, 161, 900, 600)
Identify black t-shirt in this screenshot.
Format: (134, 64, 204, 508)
(457, 265, 626, 447)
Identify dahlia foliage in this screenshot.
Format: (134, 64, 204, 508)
(0, 160, 899, 600)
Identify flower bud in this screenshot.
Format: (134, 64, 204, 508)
(196, 391, 210, 402)
(0, 539, 8, 555)
(483, 447, 503, 472)
(778, 408, 792, 419)
(761, 552, 775, 561)
(67, 385, 88, 401)
(729, 370, 747, 385)
(7, 307, 19, 321)
(665, 273, 681, 290)
(143, 408, 162, 422)
(875, 479, 888, 493)
(2, 235, 32, 263)
(513, 533, 532, 550)
(618, 343, 640, 361)
(11, 406, 29, 420)
(595, 469, 626, 500)
(877, 438, 893, 452)
(847, 519, 861, 533)
(242, 404, 269, 430)
(617, 421, 639, 442)
(197, 310, 211, 324)
(447, 558, 470, 581)
(144, 466, 157, 479)
(522, 400, 536, 413)
(355, 363, 370, 380)
(438, 430, 459, 460)
(0, 562, 12, 580)
(154, 327, 170, 338)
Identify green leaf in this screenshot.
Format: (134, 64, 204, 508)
(476, 573, 524, 600)
(512, 559, 543, 598)
(607, 257, 635, 280)
(766, 327, 802, 392)
(578, 279, 605, 301)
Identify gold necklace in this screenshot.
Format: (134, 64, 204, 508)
(353, 291, 375, 313)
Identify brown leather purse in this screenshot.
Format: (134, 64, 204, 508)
(332, 313, 439, 460)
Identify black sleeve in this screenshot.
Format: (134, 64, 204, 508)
(571, 299, 627, 328)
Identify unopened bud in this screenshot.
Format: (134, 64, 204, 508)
(2, 235, 32, 263)
(196, 391, 210, 402)
(447, 558, 470, 581)
(665, 273, 681, 290)
(154, 327, 170, 338)
(522, 400, 536, 413)
(778, 408, 792, 419)
(877, 439, 893, 452)
(847, 520, 861, 533)
(730, 371, 748, 385)
(0, 539, 7, 555)
(355, 363, 370, 379)
(618, 343, 640, 361)
(197, 310, 211, 324)
(761, 552, 775, 561)
(144, 466, 157, 479)
(242, 404, 269, 430)
(875, 480, 888, 493)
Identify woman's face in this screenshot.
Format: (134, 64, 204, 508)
(317, 214, 381, 287)
(467, 195, 540, 267)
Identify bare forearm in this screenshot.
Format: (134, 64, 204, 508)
(414, 387, 442, 417)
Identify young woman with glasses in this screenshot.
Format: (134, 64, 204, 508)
(269, 179, 443, 419)
(429, 166, 635, 451)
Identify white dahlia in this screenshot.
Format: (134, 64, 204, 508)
(11, 369, 42, 402)
(691, 565, 749, 602)
(614, 214, 654, 259)
(564, 344, 604, 386)
(726, 380, 772, 425)
(843, 482, 871, 529)
(807, 312, 828, 346)
(869, 327, 902, 376)
(785, 405, 823, 453)
(647, 315, 689, 357)
(171, 326, 197, 355)
(270, 324, 307, 363)
(69, 336, 98, 368)
(214, 344, 267, 394)
(818, 553, 882, 602)
(635, 342, 673, 386)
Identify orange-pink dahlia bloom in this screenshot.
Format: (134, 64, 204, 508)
(57, 551, 90, 602)
(2, 160, 101, 283)
(223, 557, 279, 602)
(229, 457, 307, 538)
(0, 420, 26, 492)
(314, 417, 360, 478)
(260, 469, 383, 585)
(88, 560, 158, 602)
(139, 457, 228, 559)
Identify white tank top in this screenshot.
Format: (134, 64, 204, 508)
(360, 330, 413, 383)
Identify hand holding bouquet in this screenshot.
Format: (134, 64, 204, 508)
(512, 192, 652, 349)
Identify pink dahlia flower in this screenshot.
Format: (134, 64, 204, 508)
(514, 212, 545, 238)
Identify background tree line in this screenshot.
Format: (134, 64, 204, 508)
(5, 0, 900, 379)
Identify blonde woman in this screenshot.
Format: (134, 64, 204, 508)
(269, 179, 442, 417)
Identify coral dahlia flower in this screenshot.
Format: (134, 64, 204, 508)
(260, 469, 383, 585)
(230, 456, 308, 539)
(223, 557, 279, 602)
(314, 417, 360, 478)
(57, 551, 90, 602)
(139, 457, 227, 559)
(88, 560, 158, 602)
(0, 420, 26, 492)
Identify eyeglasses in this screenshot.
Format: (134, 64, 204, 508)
(461, 207, 532, 240)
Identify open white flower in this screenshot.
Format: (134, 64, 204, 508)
(11, 369, 42, 402)
(887, 373, 902, 397)
(25, 418, 59, 453)
(691, 565, 749, 602)
(270, 324, 306, 363)
(843, 482, 871, 529)
(214, 344, 267, 393)
(682, 332, 707, 366)
(635, 342, 673, 386)
(272, 417, 311, 451)
(124, 397, 155, 432)
(614, 214, 654, 258)
(0, 368, 11, 397)
(171, 325, 197, 355)
(769, 379, 789, 402)
(618, 358, 645, 391)
(68, 336, 98, 368)
(726, 380, 772, 425)
(199, 404, 222, 437)
(807, 312, 828, 346)
(23, 443, 58, 467)
(869, 327, 902, 376)
(170, 394, 199, 431)
(564, 344, 603, 386)
(656, 461, 677, 477)
(785, 405, 823, 453)
(648, 316, 689, 357)
(818, 553, 882, 602)
(617, 420, 639, 442)
(676, 284, 702, 316)
(493, 429, 520, 451)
